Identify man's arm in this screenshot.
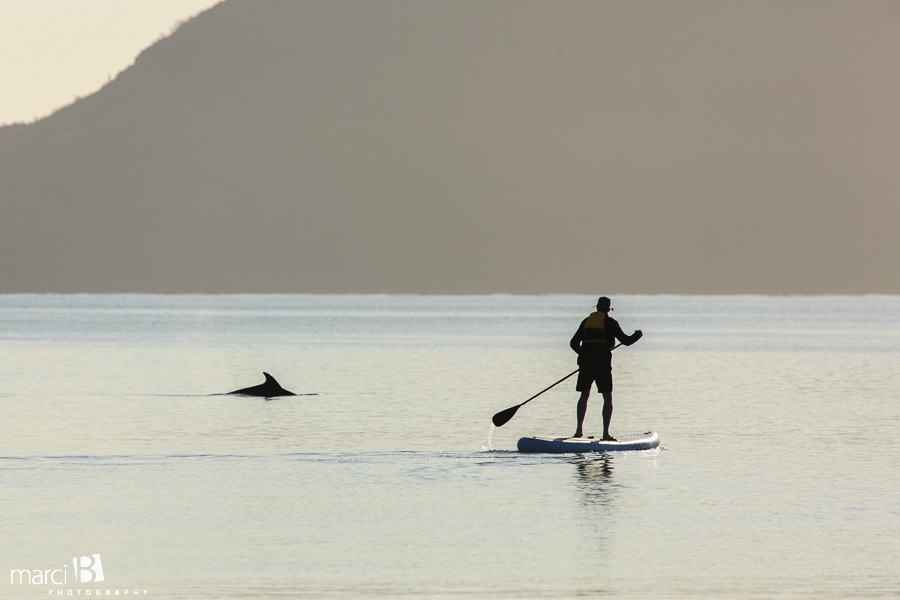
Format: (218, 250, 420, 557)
(613, 323, 643, 346)
(570, 321, 585, 354)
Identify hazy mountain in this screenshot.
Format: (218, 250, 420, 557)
(1, 0, 898, 293)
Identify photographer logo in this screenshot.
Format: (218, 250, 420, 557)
(9, 554, 146, 595)
(10, 555, 101, 586)
(76, 555, 103, 584)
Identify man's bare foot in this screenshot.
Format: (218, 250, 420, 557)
(602, 435, 617, 442)
(572, 432, 583, 438)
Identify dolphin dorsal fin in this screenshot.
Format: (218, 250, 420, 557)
(263, 372, 275, 384)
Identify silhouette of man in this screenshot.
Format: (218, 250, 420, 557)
(570, 297, 642, 440)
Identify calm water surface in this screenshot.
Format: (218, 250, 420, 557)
(1, 295, 898, 598)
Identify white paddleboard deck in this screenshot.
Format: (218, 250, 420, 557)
(517, 431, 659, 453)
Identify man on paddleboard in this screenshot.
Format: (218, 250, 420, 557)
(570, 296, 642, 440)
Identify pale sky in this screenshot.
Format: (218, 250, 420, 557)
(0, 0, 221, 125)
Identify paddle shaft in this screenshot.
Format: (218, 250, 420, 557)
(492, 343, 622, 426)
(517, 342, 621, 408)
(516, 369, 578, 409)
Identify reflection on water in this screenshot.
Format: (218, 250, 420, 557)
(567, 453, 618, 545)
(568, 453, 617, 507)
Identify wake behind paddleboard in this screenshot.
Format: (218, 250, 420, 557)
(517, 431, 659, 453)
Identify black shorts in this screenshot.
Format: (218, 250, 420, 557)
(576, 359, 613, 393)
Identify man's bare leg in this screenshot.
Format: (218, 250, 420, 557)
(601, 391, 616, 441)
(574, 389, 590, 438)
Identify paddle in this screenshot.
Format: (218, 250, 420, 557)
(491, 370, 578, 427)
(491, 343, 622, 427)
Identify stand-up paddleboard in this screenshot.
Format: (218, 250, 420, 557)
(518, 431, 659, 453)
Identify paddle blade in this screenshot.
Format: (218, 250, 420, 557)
(491, 404, 521, 427)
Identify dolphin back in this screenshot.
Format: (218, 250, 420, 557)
(228, 372, 296, 397)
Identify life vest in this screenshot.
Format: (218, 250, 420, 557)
(583, 312, 610, 348)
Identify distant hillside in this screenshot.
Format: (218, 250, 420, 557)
(1, 0, 898, 293)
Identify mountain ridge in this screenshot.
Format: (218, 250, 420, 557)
(2, 0, 898, 293)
